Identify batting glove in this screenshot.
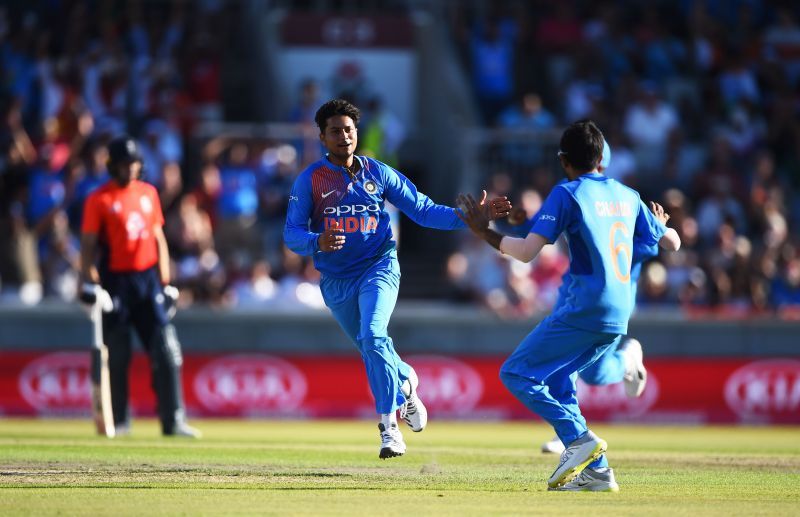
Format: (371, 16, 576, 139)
(79, 282, 113, 312)
(163, 284, 180, 320)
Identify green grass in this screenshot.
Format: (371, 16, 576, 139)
(1, 419, 799, 516)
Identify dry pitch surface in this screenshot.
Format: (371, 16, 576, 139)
(1, 419, 798, 516)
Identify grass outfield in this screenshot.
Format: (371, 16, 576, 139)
(1, 419, 798, 516)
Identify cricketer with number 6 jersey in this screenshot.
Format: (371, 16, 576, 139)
(284, 155, 463, 278)
(530, 172, 666, 335)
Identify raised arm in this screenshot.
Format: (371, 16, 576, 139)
(383, 165, 464, 230)
(647, 201, 681, 251)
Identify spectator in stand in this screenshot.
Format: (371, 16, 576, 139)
(470, 15, 518, 124)
(498, 92, 556, 131)
(771, 258, 800, 310)
(360, 96, 407, 168)
(39, 209, 80, 301)
(193, 162, 221, 230)
(695, 176, 747, 245)
(288, 78, 324, 167)
(164, 193, 222, 306)
(535, 3, 583, 94)
(203, 139, 261, 266)
(225, 259, 278, 308)
(289, 78, 321, 126)
(271, 245, 325, 311)
(624, 82, 679, 177)
(718, 52, 761, 108)
(0, 102, 41, 304)
(497, 93, 556, 168)
(187, 35, 222, 122)
(763, 8, 800, 86)
(258, 143, 300, 267)
(68, 140, 109, 231)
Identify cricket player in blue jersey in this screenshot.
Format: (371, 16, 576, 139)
(538, 235, 658, 455)
(496, 140, 660, 455)
(283, 99, 510, 459)
(457, 120, 681, 491)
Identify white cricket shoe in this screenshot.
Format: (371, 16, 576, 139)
(378, 423, 406, 459)
(167, 421, 202, 439)
(541, 435, 565, 454)
(399, 368, 428, 432)
(621, 338, 647, 398)
(549, 467, 619, 492)
(547, 430, 607, 489)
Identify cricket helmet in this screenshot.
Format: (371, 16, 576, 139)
(107, 136, 143, 168)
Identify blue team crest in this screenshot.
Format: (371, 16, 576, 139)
(364, 180, 377, 194)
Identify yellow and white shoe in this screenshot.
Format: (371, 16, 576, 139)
(547, 430, 607, 489)
(549, 467, 620, 492)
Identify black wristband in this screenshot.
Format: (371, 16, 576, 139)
(480, 229, 504, 251)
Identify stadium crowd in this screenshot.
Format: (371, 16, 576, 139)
(446, 1, 800, 318)
(1, 1, 799, 318)
(0, 1, 325, 310)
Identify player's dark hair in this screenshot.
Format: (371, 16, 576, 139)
(315, 99, 360, 133)
(559, 120, 604, 173)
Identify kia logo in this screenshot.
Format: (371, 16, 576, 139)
(406, 355, 483, 413)
(576, 374, 659, 418)
(194, 355, 307, 413)
(19, 353, 91, 412)
(725, 359, 800, 419)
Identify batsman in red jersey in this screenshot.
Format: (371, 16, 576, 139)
(79, 136, 200, 438)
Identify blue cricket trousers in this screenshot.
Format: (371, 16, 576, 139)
(579, 344, 626, 385)
(500, 316, 621, 468)
(320, 250, 411, 414)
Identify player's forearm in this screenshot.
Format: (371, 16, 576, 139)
(79, 234, 100, 283)
(499, 233, 547, 263)
(283, 226, 320, 256)
(407, 204, 464, 230)
(476, 228, 504, 251)
(659, 227, 681, 252)
(156, 235, 171, 284)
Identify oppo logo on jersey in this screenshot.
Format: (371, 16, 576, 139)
(323, 203, 380, 217)
(324, 203, 381, 233)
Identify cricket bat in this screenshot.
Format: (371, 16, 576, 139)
(90, 300, 115, 438)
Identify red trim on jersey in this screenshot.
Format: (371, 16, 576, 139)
(310, 165, 350, 222)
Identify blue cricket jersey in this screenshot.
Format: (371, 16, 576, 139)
(499, 208, 660, 306)
(284, 155, 464, 278)
(530, 172, 666, 334)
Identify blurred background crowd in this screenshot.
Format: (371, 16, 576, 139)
(1, 0, 799, 319)
(446, 1, 800, 318)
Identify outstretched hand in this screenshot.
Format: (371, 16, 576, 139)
(318, 221, 346, 252)
(456, 193, 492, 235)
(479, 190, 512, 220)
(649, 201, 670, 226)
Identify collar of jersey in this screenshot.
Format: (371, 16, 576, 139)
(579, 171, 605, 180)
(325, 154, 364, 177)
